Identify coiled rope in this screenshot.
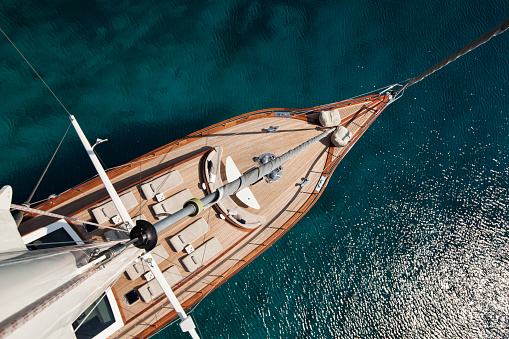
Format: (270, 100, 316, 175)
(393, 17, 509, 95)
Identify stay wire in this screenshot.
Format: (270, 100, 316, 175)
(1, 26, 77, 206)
(25, 121, 72, 205)
(0, 26, 72, 118)
(394, 17, 509, 94)
(10, 203, 129, 233)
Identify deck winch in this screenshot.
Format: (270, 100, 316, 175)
(258, 153, 283, 182)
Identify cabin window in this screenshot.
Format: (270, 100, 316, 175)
(72, 293, 115, 339)
(26, 227, 76, 250)
(22, 219, 84, 249)
(70, 289, 124, 339)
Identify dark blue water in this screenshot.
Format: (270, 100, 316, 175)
(1, 1, 508, 338)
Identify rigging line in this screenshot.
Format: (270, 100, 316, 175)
(73, 276, 123, 335)
(151, 316, 180, 338)
(393, 17, 509, 95)
(194, 320, 204, 339)
(100, 104, 344, 173)
(25, 121, 73, 205)
(146, 283, 161, 335)
(292, 83, 403, 116)
(27, 240, 98, 248)
(10, 203, 130, 233)
(130, 256, 161, 339)
(94, 148, 109, 171)
(27, 196, 61, 206)
(186, 255, 245, 314)
(0, 27, 72, 117)
(138, 159, 142, 219)
(151, 251, 186, 273)
(99, 90, 399, 173)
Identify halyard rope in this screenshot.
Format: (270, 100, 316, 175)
(1, 27, 77, 222)
(0, 269, 97, 339)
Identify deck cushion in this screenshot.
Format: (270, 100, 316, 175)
(152, 189, 193, 220)
(124, 244, 169, 280)
(181, 237, 222, 272)
(150, 243, 170, 263)
(91, 192, 138, 224)
(137, 266, 182, 302)
(219, 195, 266, 228)
(168, 218, 210, 252)
(140, 171, 183, 200)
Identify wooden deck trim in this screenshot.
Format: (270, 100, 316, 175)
(111, 286, 128, 325)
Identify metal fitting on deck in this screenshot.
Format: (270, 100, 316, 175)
(184, 198, 204, 217)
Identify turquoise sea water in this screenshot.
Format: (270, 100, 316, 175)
(1, 1, 509, 338)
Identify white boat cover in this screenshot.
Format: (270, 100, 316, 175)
(319, 109, 341, 127)
(0, 186, 26, 254)
(331, 126, 351, 147)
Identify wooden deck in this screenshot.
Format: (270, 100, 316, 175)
(18, 94, 390, 338)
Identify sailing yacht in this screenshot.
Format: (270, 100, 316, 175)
(1, 16, 506, 339)
(0, 91, 393, 338)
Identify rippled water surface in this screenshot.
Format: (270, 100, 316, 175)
(1, 0, 508, 338)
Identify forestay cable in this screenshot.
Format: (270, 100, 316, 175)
(24, 122, 73, 205)
(393, 17, 509, 94)
(0, 27, 73, 117)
